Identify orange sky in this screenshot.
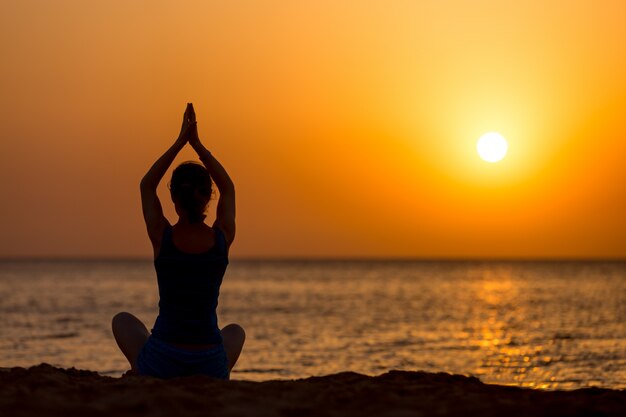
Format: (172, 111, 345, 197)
(1, 1, 624, 259)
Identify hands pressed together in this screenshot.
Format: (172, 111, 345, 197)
(176, 103, 202, 148)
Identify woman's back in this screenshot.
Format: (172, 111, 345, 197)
(152, 224, 229, 345)
(169, 222, 216, 254)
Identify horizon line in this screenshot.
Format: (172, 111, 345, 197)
(0, 256, 625, 263)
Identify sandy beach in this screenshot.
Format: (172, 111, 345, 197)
(1, 364, 624, 417)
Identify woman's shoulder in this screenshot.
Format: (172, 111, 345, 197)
(211, 226, 229, 252)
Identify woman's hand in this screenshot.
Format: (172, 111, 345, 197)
(176, 103, 194, 145)
(187, 103, 202, 148)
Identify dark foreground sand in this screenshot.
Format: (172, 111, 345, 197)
(1, 364, 625, 417)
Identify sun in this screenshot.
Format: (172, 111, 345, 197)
(477, 132, 508, 163)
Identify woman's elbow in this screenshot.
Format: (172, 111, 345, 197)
(140, 177, 157, 191)
(219, 180, 235, 195)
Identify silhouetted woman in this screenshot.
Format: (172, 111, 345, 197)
(112, 103, 245, 379)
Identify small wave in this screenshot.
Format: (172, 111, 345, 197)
(24, 332, 80, 340)
(45, 332, 79, 339)
(55, 317, 81, 323)
(234, 368, 285, 373)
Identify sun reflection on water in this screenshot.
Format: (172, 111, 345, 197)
(472, 273, 564, 388)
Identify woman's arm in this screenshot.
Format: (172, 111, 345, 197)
(188, 105, 236, 247)
(140, 104, 193, 252)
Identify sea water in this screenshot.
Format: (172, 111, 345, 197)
(0, 259, 624, 389)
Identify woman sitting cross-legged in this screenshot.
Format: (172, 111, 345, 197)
(112, 103, 245, 379)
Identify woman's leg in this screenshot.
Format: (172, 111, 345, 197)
(221, 323, 246, 371)
(111, 312, 150, 372)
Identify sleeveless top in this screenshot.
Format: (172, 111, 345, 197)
(151, 225, 229, 345)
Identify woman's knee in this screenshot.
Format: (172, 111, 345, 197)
(112, 311, 136, 331)
(111, 311, 146, 333)
(222, 323, 246, 343)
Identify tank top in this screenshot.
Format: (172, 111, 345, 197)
(151, 225, 229, 344)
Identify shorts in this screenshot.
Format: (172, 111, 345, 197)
(137, 335, 230, 380)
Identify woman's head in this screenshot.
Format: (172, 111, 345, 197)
(169, 162, 213, 223)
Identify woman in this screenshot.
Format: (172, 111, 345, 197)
(112, 103, 245, 379)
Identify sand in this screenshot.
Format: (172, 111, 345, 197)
(1, 364, 625, 417)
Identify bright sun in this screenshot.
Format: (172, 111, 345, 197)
(477, 132, 508, 163)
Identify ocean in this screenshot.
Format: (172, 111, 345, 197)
(0, 259, 624, 389)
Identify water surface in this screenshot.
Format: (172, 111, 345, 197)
(0, 259, 624, 389)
